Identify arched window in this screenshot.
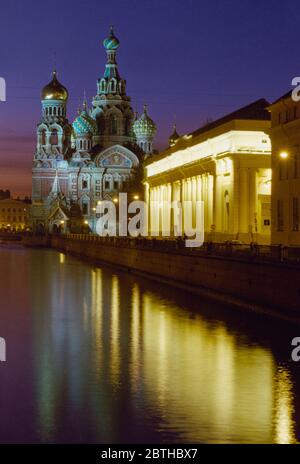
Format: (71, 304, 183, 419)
(50, 129, 58, 146)
(110, 80, 115, 92)
(41, 130, 46, 145)
(82, 179, 88, 189)
(110, 115, 117, 135)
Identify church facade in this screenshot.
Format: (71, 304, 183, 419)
(31, 27, 156, 233)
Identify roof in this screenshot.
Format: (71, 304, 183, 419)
(146, 98, 270, 165)
(189, 98, 270, 138)
(271, 89, 292, 106)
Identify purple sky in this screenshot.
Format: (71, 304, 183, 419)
(0, 0, 298, 196)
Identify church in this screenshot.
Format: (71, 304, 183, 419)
(31, 27, 156, 233)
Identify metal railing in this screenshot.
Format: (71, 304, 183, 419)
(48, 233, 300, 266)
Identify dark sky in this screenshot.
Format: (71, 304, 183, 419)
(0, 0, 298, 196)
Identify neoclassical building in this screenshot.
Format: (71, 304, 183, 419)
(31, 27, 156, 233)
(268, 90, 300, 246)
(144, 99, 272, 244)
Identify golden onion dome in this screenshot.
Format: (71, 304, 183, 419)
(41, 70, 68, 101)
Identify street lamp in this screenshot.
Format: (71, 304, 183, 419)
(279, 151, 289, 159)
(133, 194, 139, 200)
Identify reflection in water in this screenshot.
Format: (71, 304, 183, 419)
(0, 246, 299, 443)
(274, 366, 297, 444)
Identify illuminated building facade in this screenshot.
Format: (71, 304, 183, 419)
(31, 27, 156, 233)
(145, 99, 272, 244)
(268, 91, 300, 246)
(0, 199, 30, 231)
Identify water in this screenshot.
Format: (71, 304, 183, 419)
(0, 244, 299, 444)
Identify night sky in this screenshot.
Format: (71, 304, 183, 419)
(0, 0, 298, 196)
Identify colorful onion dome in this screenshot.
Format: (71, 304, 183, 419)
(133, 105, 156, 138)
(72, 103, 97, 135)
(41, 70, 68, 101)
(103, 26, 120, 50)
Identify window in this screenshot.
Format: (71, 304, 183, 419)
(113, 180, 119, 190)
(82, 180, 88, 189)
(277, 199, 284, 231)
(105, 180, 110, 190)
(40, 130, 46, 145)
(50, 130, 58, 145)
(101, 80, 106, 92)
(110, 80, 115, 92)
(82, 203, 88, 215)
(292, 197, 299, 231)
(110, 115, 117, 135)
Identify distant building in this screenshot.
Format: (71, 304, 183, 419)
(0, 199, 30, 231)
(144, 99, 272, 244)
(268, 91, 300, 246)
(31, 27, 156, 234)
(0, 190, 10, 200)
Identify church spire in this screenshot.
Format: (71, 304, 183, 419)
(50, 170, 61, 196)
(97, 26, 126, 96)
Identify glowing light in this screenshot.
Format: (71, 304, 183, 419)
(84, 220, 88, 225)
(60, 220, 64, 225)
(97, 201, 102, 205)
(279, 151, 289, 159)
(133, 195, 139, 200)
(113, 198, 118, 203)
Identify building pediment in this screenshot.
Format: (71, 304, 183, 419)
(48, 205, 70, 222)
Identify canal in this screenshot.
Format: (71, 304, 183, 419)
(0, 244, 299, 444)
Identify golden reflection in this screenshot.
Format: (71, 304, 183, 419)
(59, 253, 65, 264)
(141, 293, 275, 443)
(274, 365, 297, 444)
(130, 284, 141, 391)
(91, 268, 103, 372)
(110, 275, 120, 387)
